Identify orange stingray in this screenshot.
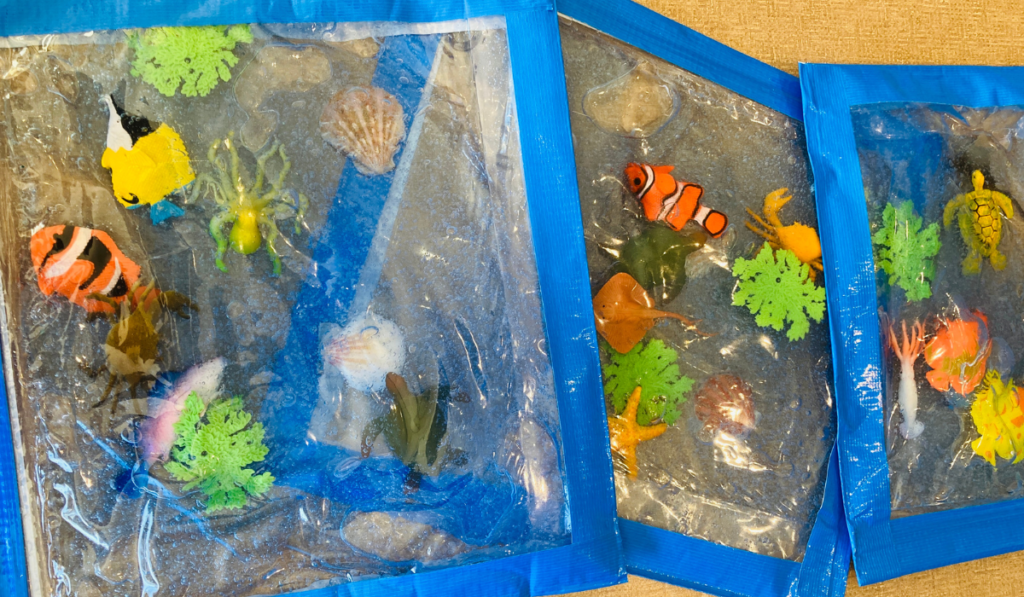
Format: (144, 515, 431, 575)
(924, 310, 991, 396)
(593, 272, 706, 353)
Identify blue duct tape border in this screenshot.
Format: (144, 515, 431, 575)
(556, 0, 802, 121)
(622, 446, 849, 597)
(556, 1, 850, 596)
(800, 62, 1024, 585)
(0, 0, 548, 36)
(0, 1, 625, 596)
(0, 358, 28, 597)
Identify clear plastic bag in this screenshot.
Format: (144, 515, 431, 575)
(559, 17, 835, 561)
(852, 102, 1024, 517)
(0, 19, 569, 597)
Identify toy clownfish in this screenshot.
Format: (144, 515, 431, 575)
(625, 163, 728, 238)
(30, 224, 141, 314)
(101, 95, 195, 225)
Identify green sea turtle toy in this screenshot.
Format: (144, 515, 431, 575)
(943, 170, 1014, 275)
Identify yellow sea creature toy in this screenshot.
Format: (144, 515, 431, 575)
(190, 133, 308, 276)
(970, 370, 1024, 466)
(745, 188, 823, 281)
(101, 95, 195, 224)
(943, 170, 1014, 275)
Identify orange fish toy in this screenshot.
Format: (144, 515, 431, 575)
(30, 224, 141, 314)
(625, 163, 728, 237)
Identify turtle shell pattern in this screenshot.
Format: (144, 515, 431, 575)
(967, 193, 1003, 249)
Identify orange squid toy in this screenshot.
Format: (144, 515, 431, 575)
(625, 163, 728, 238)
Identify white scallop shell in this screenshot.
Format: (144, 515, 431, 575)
(320, 87, 406, 176)
(322, 315, 405, 393)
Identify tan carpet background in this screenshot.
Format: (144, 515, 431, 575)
(560, 0, 1024, 595)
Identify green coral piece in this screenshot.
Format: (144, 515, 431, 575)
(128, 25, 254, 98)
(603, 339, 694, 426)
(165, 392, 274, 513)
(872, 201, 941, 302)
(732, 244, 825, 342)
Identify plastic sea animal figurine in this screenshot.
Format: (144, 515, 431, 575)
(943, 170, 1014, 275)
(128, 25, 254, 97)
(120, 358, 226, 497)
(593, 272, 706, 354)
(361, 369, 451, 493)
(85, 281, 196, 413)
(320, 87, 407, 176)
(732, 244, 825, 342)
(694, 375, 757, 438)
(745, 188, 823, 281)
(30, 224, 141, 314)
(625, 163, 728, 238)
(924, 310, 991, 396)
(886, 319, 926, 439)
(164, 392, 274, 513)
(101, 95, 194, 224)
(618, 227, 706, 304)
(582, 61, 678, 138)
(607, 386, 667, 479)
(970, 370, 1024, 467)
(323, 315, 405, 393)
(604, 338, 693, 427)
(190, 133, 308, 275)
(872, 201, 941, 302)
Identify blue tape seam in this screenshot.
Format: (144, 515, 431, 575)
(799, 62, 1024, 585)
(0, 1, 626, 596)
(556, 0, 802, 120)
(556, 1, 849, 595)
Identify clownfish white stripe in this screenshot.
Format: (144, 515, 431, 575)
(46, 227, 92, 279)
(99, 257, 123, 296)
(639, 164, 656, 199)
(693, 205, 712, 227)
(657, 182, 683, 221)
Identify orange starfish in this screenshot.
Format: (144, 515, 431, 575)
(608, 385, 667, 478)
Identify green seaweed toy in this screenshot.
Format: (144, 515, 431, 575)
(943, 170, 1014, 275)
(603, 338, 693, 427)
(128, 25, 253, 98)
(872, 201, 941, 301)
(732, 243, 825, 342)
(164, 392, 274, 513)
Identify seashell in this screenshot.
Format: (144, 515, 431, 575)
(583, 61, 678, 138)
(694, 375, 756, 437)
(320, 87, 406, 175)
(341, 511, 470, 563)
(323, 314, 405, 393)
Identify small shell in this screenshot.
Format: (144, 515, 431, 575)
(323, 315, 405, 393)
(320, 87, 406, 176)
(694, 375, 756, 437)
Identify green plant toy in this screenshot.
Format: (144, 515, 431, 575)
(361, 370, 451, 493)
(603, 338, 693, 427)
(943, 170, 1014, 275)
(164, 392, 274, 513)
(732, 243, 825, 341)
(872, 201, 941, 301)
(128, 25, 254, 98)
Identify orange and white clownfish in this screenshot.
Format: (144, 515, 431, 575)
(30, 224, 141, 314)
(625, 163, 728, 238)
